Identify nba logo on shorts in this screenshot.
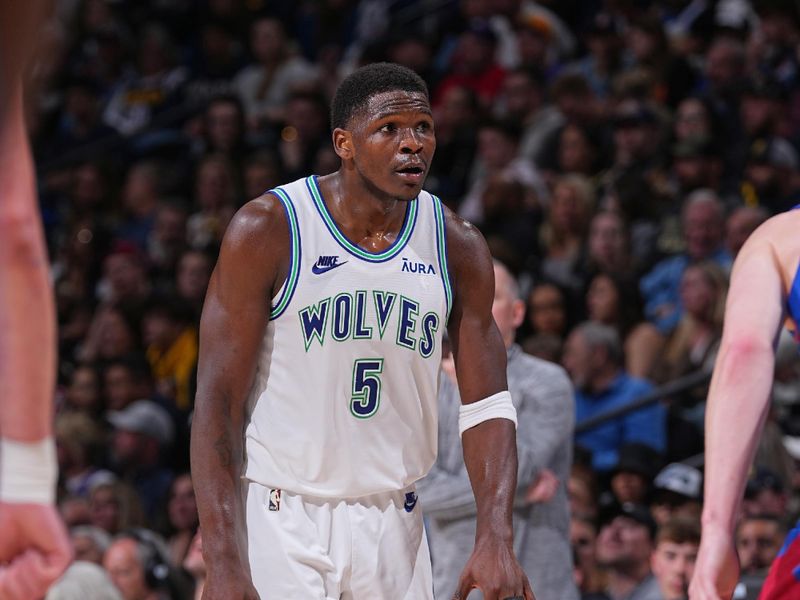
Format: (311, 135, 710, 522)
(268, 488, 281, 511)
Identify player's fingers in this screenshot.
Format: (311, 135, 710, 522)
(523, 576, 536, 600)
(453, 570, 475, 600)
(0, 550, 56, 600)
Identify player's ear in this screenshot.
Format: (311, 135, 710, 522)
(333, 128, 354, 160)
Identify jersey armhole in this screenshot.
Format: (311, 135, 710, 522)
(268, 188, 301, 320)
(432, 195, 453, 323)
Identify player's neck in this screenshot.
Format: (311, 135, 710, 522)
(317, 172, 409, 249)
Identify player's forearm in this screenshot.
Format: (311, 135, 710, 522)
(0, 86, 55, 441)
(462, 418, 518, 543)
(190, 389, 249, 566)
(702, 335, 775, 533)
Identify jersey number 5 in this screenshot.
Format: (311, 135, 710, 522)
(351, 359, 384, 418)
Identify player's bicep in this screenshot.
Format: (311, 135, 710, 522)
(721, 245, 785, 348)
(196, 200, 286, 402)
(445, 217, 507, 403)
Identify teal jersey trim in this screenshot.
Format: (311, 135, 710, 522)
(306, 176, 418, 263)
(269, 188, 301, 320)
(432, 195, 453, 322)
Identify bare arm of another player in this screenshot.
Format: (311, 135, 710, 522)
(689, 220, 787, 600)
(0, 4, 73, 598)
(445, 212, 534, 600)
(190, 196, 288, 600)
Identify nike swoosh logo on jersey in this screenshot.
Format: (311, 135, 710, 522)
(311, 257, 348, 275)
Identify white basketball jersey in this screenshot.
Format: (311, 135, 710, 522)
(244, 176, 452, 498)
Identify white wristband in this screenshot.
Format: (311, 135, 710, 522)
(0, 437, 57, 504)
(458, 391, 517, 437)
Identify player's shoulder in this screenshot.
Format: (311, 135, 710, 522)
(439, 203, 491, 267)
(219, 192, 291, 263)
(737, 209, 800, 265)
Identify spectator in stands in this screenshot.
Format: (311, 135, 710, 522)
(434, 20, 507, 110)
(742, 467, 788, 518)
(459, 117, 547, 224)
(525, 281, 569, 340)
(735, 514, 785, 576)
(725, 205, 768, 257)
(175, 249, 214, 319)
(742, 136, 800, 214)
(426, 85, 479, 204)
(497, 67, 563, 165)
(98, 243, 152, 307)
(201, 95, 250, 161)
(585, 211, 632, 277)
(242, 150, 282, 201)
(55, 411, 111, 498)
(102, 23, 188, 136)
(656, 261, 728, 461)
(142, 296, 198, 411)
(538, 174, 595, 295)
(182, 530, 205, 600)
(608, 443, 663, 506)
(103, 356, 154, 412)
(571, 514, 606, 598)
(669, 136, 725, 200)
(233, 16, 316, 132)
(595, 502, 658, 600)
(563, 322, 665, 472)
(276, 90, 330, 182)
(63, 364, 103, 416)
(564, 12, 623, 100)
(107, 400, 175, 525)
(419, 261, 578, 600)
(640, 189, 732, 334)
(46, 560, 123, 600)
(650, 463, 703, 528)
(609, 99, 666, 178)
(585, 272, 664, 379)
(89, 479, 144, 535)
(70, 525, 112, 565)
(624, 12, 696, 109)
(164, 473, 198, 567)
(117, 161, 162, 250)
(186, 154, 238, 250)
(78, 305, 143, 365)
(147, 200, 188, 287)
(102, 531, 172, 600)
(647, 517, 701, 600)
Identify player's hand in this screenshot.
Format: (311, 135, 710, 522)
(688, 525, 739, 600)
(525, 469, 558, 504)
(453, 536, 535, 600)
(202, 564, 260, 600)
(0, 502, 72, 600)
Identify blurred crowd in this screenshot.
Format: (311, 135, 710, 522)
(32, 0, 800, 599)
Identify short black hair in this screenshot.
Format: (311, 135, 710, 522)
(330, 62, 429, 130)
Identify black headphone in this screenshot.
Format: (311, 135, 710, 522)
(122, 528, 171, 590)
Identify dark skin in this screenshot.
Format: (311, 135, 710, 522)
(191, 89, 533, 600)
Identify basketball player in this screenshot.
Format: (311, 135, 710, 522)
(689, 208, 800, 600)
(191, 63, 533, 599)
(0, 2, 73, 598)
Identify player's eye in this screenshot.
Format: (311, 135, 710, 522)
(379, 123, 396, 133)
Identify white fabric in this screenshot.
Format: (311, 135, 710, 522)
(245, 481, 433, 599)
(458, 391, 517, 437)
(0, 437, 57, 504)
(244, 176, 448, 498)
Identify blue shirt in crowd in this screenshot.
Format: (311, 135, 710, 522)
(575, 373, 666, 472)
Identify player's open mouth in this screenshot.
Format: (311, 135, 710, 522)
(395, 165, 426, 182)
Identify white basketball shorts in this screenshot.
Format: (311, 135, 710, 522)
(245, 481, 434, 599)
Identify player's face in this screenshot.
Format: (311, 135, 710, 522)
(347, 91, 435, 201)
